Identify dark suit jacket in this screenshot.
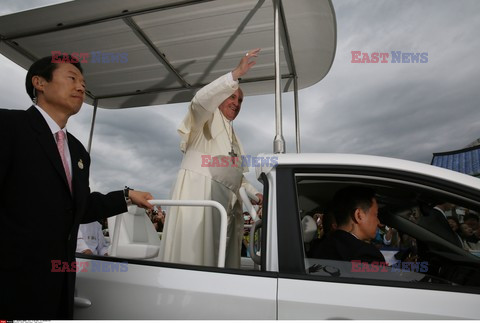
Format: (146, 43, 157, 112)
(0, 107, 127, 319)
(418, 208, 463, 248)
(310, 229, 386, 263)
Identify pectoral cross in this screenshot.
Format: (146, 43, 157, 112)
(229, 148, 237, 165)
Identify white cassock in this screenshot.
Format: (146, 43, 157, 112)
(159, 72, 259, 268)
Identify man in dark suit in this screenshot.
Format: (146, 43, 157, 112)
(419, 203, 463, 248)
(310, 186, 385, 263)
(0, 55, 154, 319)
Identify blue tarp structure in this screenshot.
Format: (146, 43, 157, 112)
(431, 145, 480, 177)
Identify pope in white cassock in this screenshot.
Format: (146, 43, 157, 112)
(159, 49, 263, 268)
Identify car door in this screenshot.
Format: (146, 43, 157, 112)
(275, 165, 480, 319)
(74, 258, 277, 319)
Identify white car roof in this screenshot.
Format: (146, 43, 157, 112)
(256, 153, 480, 190)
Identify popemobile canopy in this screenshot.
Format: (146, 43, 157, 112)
(0, 0, 336, 109)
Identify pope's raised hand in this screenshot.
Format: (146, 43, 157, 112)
(232, 48, 261, 81)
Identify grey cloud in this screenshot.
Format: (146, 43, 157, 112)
(84, 106, 186, 197)
(298, 0, 480, 165)
(1, 0, 480, 199)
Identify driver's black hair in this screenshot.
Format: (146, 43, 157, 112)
(331, 186, 376, 227)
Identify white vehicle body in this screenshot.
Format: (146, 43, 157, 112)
(74, 154, 480, 319)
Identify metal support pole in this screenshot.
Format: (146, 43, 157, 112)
(294, 76, 301, 153)
(87, 99, 98, 154)
(273, 0, 286, 154)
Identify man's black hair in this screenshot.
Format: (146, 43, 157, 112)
(331, 185, 376, 227)
(25, 55, 83, 100)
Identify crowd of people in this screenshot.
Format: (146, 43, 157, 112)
(447, 211, 480, 250)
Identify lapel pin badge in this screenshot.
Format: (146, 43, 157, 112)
(78, 159, 84, 170)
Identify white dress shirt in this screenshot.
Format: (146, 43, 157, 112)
(34, 105, 72, 176)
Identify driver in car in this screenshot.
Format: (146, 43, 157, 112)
(309, 185, 386, 263)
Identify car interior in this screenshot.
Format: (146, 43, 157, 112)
(296, 175, 480, 289)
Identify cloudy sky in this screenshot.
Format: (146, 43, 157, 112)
(1, 0, 479, 199)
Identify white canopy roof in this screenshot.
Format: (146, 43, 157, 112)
(0, 0, 336, 109)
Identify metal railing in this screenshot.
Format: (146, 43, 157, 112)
(148, 199, 228, 268)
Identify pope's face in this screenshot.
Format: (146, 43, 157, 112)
(218, 88, 243, 121)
